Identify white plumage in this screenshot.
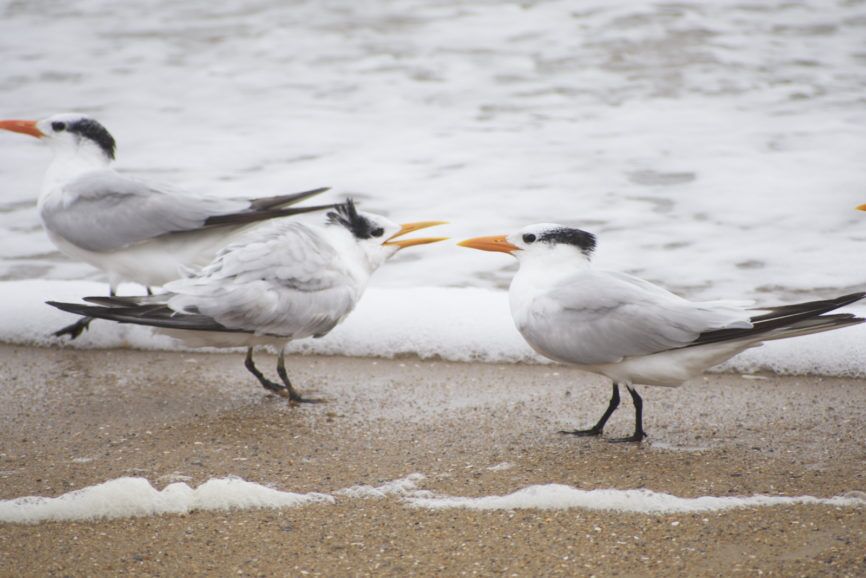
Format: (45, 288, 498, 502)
(460, 223, 864, 441)
(49, 201, 447, 402)
(1, 113, 331, 337)
(162, 220, 368, 345)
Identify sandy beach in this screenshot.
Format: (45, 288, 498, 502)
(0, 344, 864, 576)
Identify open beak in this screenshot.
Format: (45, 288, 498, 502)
(0, 120, 44, 139)
(457, 234, 519, 254)
(384, 221, 449, 249)
(856, 204, 866, 211)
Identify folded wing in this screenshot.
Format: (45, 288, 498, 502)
(49, 222, 360, 340)
(523, 270, 752, 365)
(42, 171, 330, 252)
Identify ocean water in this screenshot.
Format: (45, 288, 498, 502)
(1, 0, 865, 298)
(0, 0, 865, 373)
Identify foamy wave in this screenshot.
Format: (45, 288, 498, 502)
(2, 474, 864, 524)
(0, 477, 333, 524)
(2, 280, 866, 378)
(406, 485, 866, 514)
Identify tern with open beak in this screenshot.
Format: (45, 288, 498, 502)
(460, 224, 864, 442)
(0, 113, 332, 338)
(49, 200, 446, 402)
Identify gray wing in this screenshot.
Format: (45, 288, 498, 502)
(519, 271, 752, 365)
(41, 171, 329, 252)
(164, 222, 360, 338)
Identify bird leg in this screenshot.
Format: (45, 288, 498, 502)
(560, 382, 621, 437)
(54, 285, 151, 340)
(608, 385, 647, 443)
(244, 347, 288, 396)
(53, 316, 94, 339)
(54, 286, 121, 339)
(276, 350, 323, 404)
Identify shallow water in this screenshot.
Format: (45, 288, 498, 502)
(0, 0, 865, 303)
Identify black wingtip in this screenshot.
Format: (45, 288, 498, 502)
(751, 291, 866, 322)
(694, 292, 866, 348)
(47, 300, 92, 316)
(278, 186, 331, 206)
(247, 187, 331, 211)
(82, 295, 147, 306)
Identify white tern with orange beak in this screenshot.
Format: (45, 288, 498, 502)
(0, 113, 332, 338)
(460, 224, 864, 442)
(49, 200, 447, 402)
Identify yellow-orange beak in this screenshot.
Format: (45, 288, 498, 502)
(457, 234, 520, 254)
(0, 119, 44, 139)
(856, 204, 866, 212)
(384, 221, 449, 249)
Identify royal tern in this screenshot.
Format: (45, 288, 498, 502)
(459, 224, 864, 442)
(0, 113, 332, 338)
(49, 200, 446, 402)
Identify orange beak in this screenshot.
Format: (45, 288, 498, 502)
(457, 234, 520, 254)
(0, 120, 44, 139)
(384, 221, 449, 249)
(856, 204, 866, 212)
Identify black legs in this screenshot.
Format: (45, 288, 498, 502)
(244, 347, 286, 396)
(560, 382, 620, 437)
(244, 347, 320, 404)
(55, 286, 118, 339)
(561, 382, 647, 443)
(276, 350, 321, 404)
(53, 316, 94, 339)
(607, 386, 647, 443)
(54, 286, 153, 340)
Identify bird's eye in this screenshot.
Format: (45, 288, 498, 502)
(371, 228, 385, 238)
(51, 121, 66, 132)
(522, 233, 536, 244)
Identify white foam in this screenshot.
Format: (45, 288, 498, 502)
(2, 1, 866, 378)
(406, 486, 866, 514)
(2, 474, 864, 524)
(335, 473, 427, 499)
(0, 0, 864, 302)
(2, 279, 866, 378)
(0, 477, 333, 524)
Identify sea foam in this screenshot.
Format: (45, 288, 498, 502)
(2, 474, 864, 524)
(1, 279, 865, 378)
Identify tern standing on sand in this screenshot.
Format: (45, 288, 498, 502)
(50, 200, 447, 402)
(0, 113, 331, 338)
(460, 224, 864, 442)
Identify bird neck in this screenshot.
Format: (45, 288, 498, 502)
(42, 141, 113, 193)
(323, 225, 382, 280)
(511, 247, 590, 305)
(515, 245, 592, 277)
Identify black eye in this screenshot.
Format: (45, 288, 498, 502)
(522, 233, 536, 244)
(371, 227, 385, 238)
(51, 121, 66, 132)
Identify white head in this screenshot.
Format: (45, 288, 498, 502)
(0, 113, 117, 164)
(325, 199, 447, 271)
(458, 223, 597, 268)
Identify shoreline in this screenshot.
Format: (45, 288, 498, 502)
(1, 344, 865, 575)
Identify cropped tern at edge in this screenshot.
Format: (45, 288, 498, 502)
(0, 113, 333, 338)
(49, 200, 447, 403)
(459, 224, 864, 442)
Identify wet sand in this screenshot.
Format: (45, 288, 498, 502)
(0, 344, 864, 576)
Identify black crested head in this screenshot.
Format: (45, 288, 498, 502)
(539, 227, 597, 256)
(67, 118, 116, 160)
(327, 199, 379, 239)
